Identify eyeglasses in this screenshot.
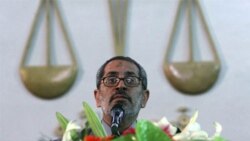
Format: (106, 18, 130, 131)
(102, 76, 141, 87)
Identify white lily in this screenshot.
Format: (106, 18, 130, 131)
(182, 111, 199, 132)
(206, 121, 223, 140)
(190, 130, 208, 140)
(173, 111, 209, 141)
(173, 111, 225, 141)
(213, 122, 222, 137)
(62, 120, 82, 141)
(173, 131, 191, 141)
(153, 117, 178, 135)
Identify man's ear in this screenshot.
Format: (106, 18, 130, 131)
(141, 90, 150, 108)
(94, 89, 101, 107)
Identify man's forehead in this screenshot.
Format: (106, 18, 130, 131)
(105, 71, 137, 76)
(104, 60, 139, 75)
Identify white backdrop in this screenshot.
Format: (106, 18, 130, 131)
(1, 0, 250, 140)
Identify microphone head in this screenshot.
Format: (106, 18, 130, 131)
(111, 104, 124, 136)
(111, 104, 124, 114)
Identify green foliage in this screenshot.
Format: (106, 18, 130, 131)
(70, 130, 80, 141)
(80, 122, 92, 139)
(56, 112, 80, 141)
(135, 120, 172, 141)
(82, 101, 107, 137)
(112, 134, 137, 141)
(213, 136, 228, 141)
(56, 112, 69, 131)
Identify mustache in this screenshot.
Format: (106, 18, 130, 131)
(109, 89, 132, 103)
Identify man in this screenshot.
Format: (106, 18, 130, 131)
(94, 56, 150, 135)
(51, 56, 178, 141)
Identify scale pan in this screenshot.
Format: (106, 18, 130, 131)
(164, 62, 220, 94)
(20, 65, 77, 99)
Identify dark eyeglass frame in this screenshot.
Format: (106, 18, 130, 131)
(101, 76, 141, 87)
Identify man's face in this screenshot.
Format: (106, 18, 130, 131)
(94, 60, 149, 119)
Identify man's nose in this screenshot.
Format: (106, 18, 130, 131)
(116, 79, 127, 89)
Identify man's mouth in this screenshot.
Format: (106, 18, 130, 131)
(110, 94, 131, 103)
(113, 95, 127, 100)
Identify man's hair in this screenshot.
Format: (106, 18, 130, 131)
(96, 56, 147, 90)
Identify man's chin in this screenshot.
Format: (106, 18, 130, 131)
(110, 99, 127, 107)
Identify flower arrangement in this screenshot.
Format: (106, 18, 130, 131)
(56, 102, 227, 141)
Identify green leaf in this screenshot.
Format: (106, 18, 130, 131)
(70, 129, 80, 141)
(135, 120, 172, 141)
(213, 136, 228, 141)
(112, 134, 137, 141)
(82, 101, 107, 137)
(56, 112, 69, 131)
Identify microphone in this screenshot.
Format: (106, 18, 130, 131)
(111, 104, 124, 136)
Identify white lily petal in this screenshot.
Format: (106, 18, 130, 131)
(153, 117, 170, 127)
(189, 111, 199, 125)
(153, 117, 177, 135)
(67, 121, 81, 131)
(213, 121, 222, 137)
(190, 131, 208, 140)
(187, 122, 201, 132)
(168, 124, 178, 135)
(62, 121, 82, 141)
(182, 111, 199, 132)
(173, 132, 190, 141)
